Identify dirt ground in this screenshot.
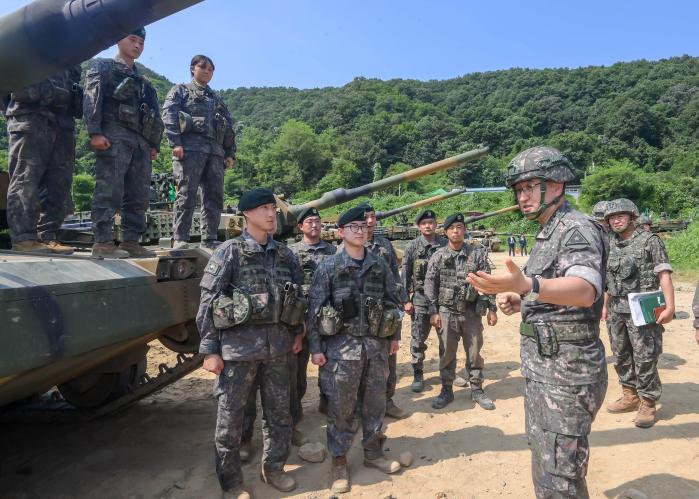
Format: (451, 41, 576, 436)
(1, 252, 698, 499)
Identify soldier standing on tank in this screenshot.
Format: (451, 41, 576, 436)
(401, 209, 447, 392)
(197, 188, 304, 498)
(361, 202, 408, 419)
(308, 206, 402, 494)
(83, 28, 164, 258)
(3, 66, 82, 254)
(161, 55, 236, 249)
(424, 213, 498, 410)
(468, 146, 608, 498)
(602, 198, 675, 428)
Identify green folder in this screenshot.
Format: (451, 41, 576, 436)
(637, 291, 666, 325)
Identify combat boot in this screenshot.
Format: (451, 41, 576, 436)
(239, 440, 252, 462)
(92, 242, 129, 259)
(330, 456, 350, 493)
(635, 397, 657, 428)
(201, 239, 221, 249)
(222, 487, 251, 499)
(120, 240, 156, 258)
(385, 399, 406, 419)
(363, 455, 401, 474)
(411, 369, 424, 393)
(43, 240, 74, 255)
(607, 385, 640, 413)
(471, 387, 495, 410)
(431, 385, 454, 409)
(291, 428, 309, 446)
(260, 468, 296, 492)
(12, 240, 52, 254)
(172, 240, 189, 250)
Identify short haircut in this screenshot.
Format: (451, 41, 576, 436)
(190, 55, 215, 76)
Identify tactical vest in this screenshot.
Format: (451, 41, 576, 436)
(411, 237, 444, 306)
(181, 83, 227, 144)
(8, 67, 82, 118)
(437, 247, 479, 313)
(330, 255, 386, 337)
(607, 229, 659, 298)
(232, 237, 294, 325)
(100, 60, 147, 134)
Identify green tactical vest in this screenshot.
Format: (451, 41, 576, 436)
(331, 254, 386, 337)
(607, 230, 659, 298)
(182, 83, 227, 144)
(412, 238, 443, 307)
(437, 247, 479, 313)
(101, 61, 145, 134)
(233, 237, 294, 324)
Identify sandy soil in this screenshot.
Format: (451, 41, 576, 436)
(1, 252, 698, 499)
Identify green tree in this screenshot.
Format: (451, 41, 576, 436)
(72, 174, 95, 211)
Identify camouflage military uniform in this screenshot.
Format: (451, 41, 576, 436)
(424, 243, 495, 387)
(520, 202, 608, 498)
(402, 234, 447, 371)
(606, 228, 672, 401)
(83, 56, 163, 243)
(197, 231, 304, 491)
(161, 81, 235, 242)
(307, 249, 401, 459)
(4, 67, 82, 243)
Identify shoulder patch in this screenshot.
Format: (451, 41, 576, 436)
(565, 228, 590, 248)
(205, 261, 221, 276)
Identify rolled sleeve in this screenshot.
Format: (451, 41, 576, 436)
(565, 264, 603, 300)
(654, 263, 673, 274)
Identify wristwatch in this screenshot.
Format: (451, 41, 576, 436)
(522, 276, 540, 302)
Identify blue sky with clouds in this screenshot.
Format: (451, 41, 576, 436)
(2, 0, 697, 89)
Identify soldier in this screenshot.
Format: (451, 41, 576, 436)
(424, 213, 498, 410)
(591, 200, 609, 231)
(602, 198, 675, 428)
(84, 28, 164, 258)
(161, 55, 236, 249)
(362, 202, 407, 419)
(401, 209, 447, 392)
(468, 146, 608, 498)
(197, 188, 304, 497)
(3, 66, 82, 254)
(637, 214, 652, 232)
(239, 206, 335, 460)
(308, 206, 402, 494)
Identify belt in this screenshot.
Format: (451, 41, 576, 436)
(519, 322, 598, 342)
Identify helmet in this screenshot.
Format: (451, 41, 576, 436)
(637, 214, 652, 225)
(604, 198, 640, 219)
(505, 146, 576, 188)
(592, 201, 609, 221)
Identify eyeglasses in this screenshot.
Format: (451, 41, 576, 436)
(514, 181, 542, 198)
(345, 224, 368, 233)
(302, 218, 322, 226)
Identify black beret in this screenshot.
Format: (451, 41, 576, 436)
(415, 209, 437, 225)
(239, 188, 276, 211)
(130, 27, 146, 40)
(338, 206, 366, 227)
(443, 212, 465, 230)
(297, 207, 320, 223)
(357, 202, 374, 213)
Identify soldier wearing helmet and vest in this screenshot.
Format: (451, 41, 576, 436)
(467, 146, 608, 499)
(162, 54, 236, 249)
(308, 205, 403, 494)
(197, 188, 305, 497)
(602, 198, 675, 428)
(637, 214, 652, 232)
(592, 200, 610, 231)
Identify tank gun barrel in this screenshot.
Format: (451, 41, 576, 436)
(464, 205, 519, 224)
(375, 188, 468, 221)
(287, 146, 489, 222)
(0, 0, 204, 93)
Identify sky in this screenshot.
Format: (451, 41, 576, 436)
(1, 0, 698, 90)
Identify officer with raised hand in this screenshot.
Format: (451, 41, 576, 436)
(162, 55, 236, 249)
(197, 188, 304, 498)
(308, 206, 402, 494)
(468, 146, 608, 499)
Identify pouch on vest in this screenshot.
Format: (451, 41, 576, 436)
(534, 323, 559, 357)
(212, 287, 252, 329)
(117, 104, 139, 128)
(280, 282, 308, 326)
(215, 112, 227, 144)
(413, 259, 428, 287)
(317, 304, 341, 336)
(113, 77, 138, 101)
(141, 103, 164, 144)
(178, 111, 193, 133)
(439, 287, 455, 307)
(365, 296, 384, 336)
(379, 307, 401, 338)
(475, 294, 490, 317)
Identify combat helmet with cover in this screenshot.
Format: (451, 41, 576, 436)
(592, 200, 609, 221)
(604, 198, 639, 220)
(505, 145, 576, 219)
(637, 214, 652, 226)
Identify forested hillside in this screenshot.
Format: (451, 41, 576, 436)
(2, 56, 699, 220)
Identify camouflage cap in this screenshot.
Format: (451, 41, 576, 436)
(637, 214, 652, 225)
(505, 146, 576, 187)
(604, 198, 640, 219)
(592, 200, 609, 220)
